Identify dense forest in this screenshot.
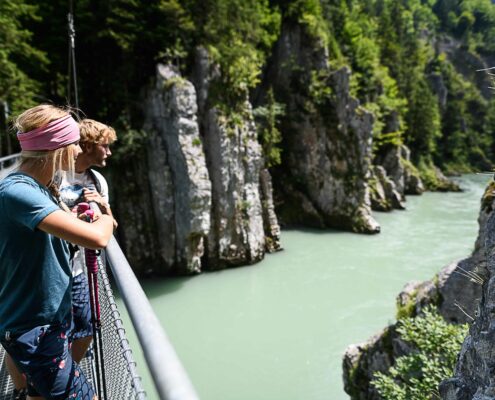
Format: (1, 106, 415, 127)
(2, 0, 495, 176)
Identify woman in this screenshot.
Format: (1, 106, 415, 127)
(0, 104, 114, 400)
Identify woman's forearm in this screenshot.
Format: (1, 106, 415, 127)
(39, 210, 114, 249)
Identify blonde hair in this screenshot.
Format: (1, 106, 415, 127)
(14, 104, 79, 196)
(79, 119, 117, 145)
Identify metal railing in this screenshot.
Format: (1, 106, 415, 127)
(0, 153, 20, 165)
(95, 254, 146, 399)
(0, 153, 20, 176)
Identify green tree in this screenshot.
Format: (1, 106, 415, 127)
(192, 0, 281, 109)
(405, 79, 441, 161)
(0, 0, 46, 115)
(372, 307, 468, 400)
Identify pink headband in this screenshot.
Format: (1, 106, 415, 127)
(17, 115, 80, 151)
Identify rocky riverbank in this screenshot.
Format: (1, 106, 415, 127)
(342, 180, 495, 399)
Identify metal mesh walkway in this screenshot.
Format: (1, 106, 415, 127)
(0, 346, 15, 400)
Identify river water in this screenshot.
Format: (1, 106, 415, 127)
(118, 174, 491, 400)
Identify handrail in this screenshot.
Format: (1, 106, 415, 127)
(0, 152, 21, 170)
(0, 153, 21, 163)
(105, 236, 200, 400)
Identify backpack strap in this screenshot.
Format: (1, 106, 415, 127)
(87, 169, 102, 194)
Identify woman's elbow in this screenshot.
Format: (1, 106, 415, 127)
(87, 233, 110, 250)
(87, 217, 114, 249)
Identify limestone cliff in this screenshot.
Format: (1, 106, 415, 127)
(193, 48, 282, 269)
(257, 21, 380, 234)
(440, 181, 495, 400)
(375, 145, 425, 198)
(112, 64, 211, 275)
(368, 165, 405, 212)
(112, 63, 281, 275)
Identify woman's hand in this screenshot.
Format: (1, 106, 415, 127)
(82, 188, 118, 229)
(72, 204, 102, 222)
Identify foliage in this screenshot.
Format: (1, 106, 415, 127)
(321, 0, 495, 171)
(198, 0, 281, 109)
(435, 59, 492, 170)
(435, 0, 495, 53)
(396, 289, 418, 320)
(253, 88, 285, 167)
(0, 0, 46, 116)
(417, 157, 447, 191)
(110, 114, 147, 162)
(3, 0, 495, 171)
(404, 80, 442, 161)
(285, 0, 330, 47)
(372, 307, 468, 400)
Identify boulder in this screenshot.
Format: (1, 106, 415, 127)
(376, 144, 425, 198)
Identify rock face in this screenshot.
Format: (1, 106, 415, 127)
(376, 144, 425, 198)
(440, 181, 495, 400)
(369, 165, 405, 211)
(260, 169, 282, 253)
(432, 165, 463, 192)
(202, 106, 267, 268)
(113, 63, 281, 274)
(259, 21, 380, 234)
(342, 181, 491, 399)
(193, 48, 282, 269)
(144, 65, 213, 275)
(343, 325, 410, 400)
(343, 258, 482, 399)
(116, 64, 212, 275)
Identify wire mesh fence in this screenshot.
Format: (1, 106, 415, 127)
(0, 348, 15, 400)
(97, 255, 146, 399)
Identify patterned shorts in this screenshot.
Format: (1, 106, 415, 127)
(1, 322, 96, 400)
(72, 273, 93, 340)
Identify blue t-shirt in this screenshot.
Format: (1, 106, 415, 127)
(0, 172, 71, 335)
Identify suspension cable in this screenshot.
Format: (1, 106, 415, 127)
(67, 0, 79, 112)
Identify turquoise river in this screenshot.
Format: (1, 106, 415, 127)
(118, 174, 491, 400)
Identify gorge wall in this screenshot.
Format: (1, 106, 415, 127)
(111, 20, 390, 274)
(260, 21, 380, 233)
(111, 63, 281, 275)
(440, 181, 495, 400)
